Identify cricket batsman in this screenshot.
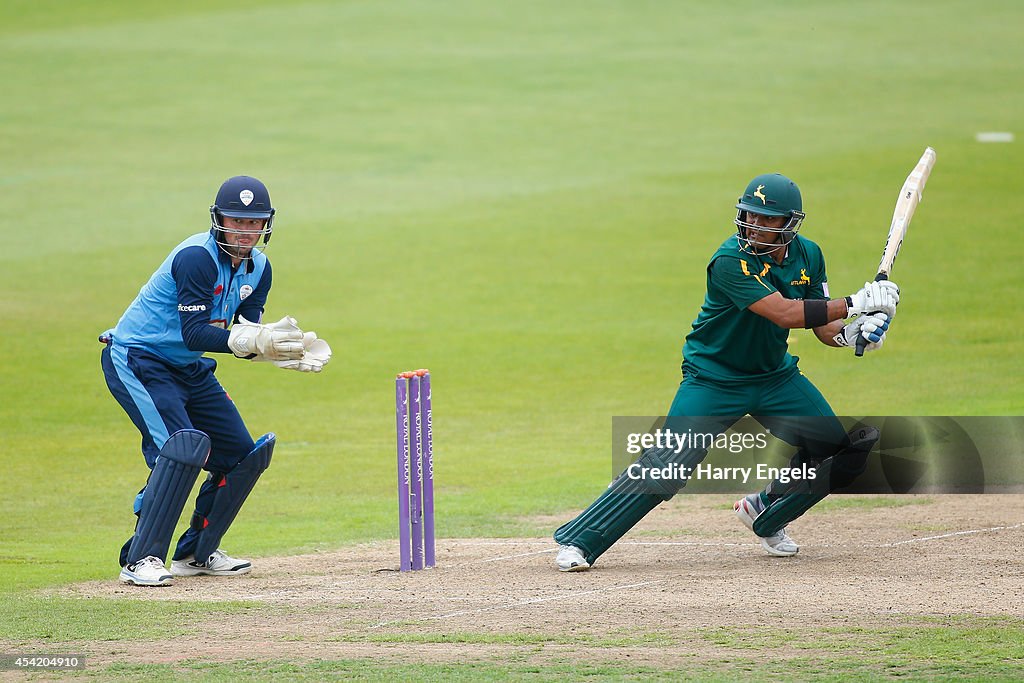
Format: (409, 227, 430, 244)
(555, 173, 899, 571)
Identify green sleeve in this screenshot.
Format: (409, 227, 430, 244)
(710, 256, 777, 310)
(808, 247, 828, 300)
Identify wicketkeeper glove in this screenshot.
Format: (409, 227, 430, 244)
(259, 332, 333, 373)
(228, 315, 306, 361)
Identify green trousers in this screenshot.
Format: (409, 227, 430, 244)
(669, 365, 847, 455)
(554, 365, 848, 566)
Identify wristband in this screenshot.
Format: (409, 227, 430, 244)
(803, 299, 828, 329)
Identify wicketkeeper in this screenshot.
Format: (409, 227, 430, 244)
(100, 176, 332, 586)
(555, 173, 899, 571)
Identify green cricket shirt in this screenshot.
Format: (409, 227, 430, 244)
(682, 234, 828, 382)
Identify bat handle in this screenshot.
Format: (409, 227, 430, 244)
(854, 273, 889, 357)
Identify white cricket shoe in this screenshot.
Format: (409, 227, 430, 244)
(119, 556, 174, 586)
(171, 549, 253, 577)
(555, 545, 590, 572)
(734, 494, 800, 557)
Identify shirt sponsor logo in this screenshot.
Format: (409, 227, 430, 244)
(239, 284, 253, 300)
(178, 304, 207, 312)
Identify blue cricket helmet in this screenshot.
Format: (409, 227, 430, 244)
(210, 175, 275, 250)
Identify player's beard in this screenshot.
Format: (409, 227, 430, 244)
(739, 233, 782, 257)
(226, 242, 254, 260)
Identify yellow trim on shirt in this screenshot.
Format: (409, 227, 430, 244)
(739, 259, 773, 291)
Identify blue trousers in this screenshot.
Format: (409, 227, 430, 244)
(101, 343, 255, 563)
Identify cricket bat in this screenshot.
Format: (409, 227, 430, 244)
(855, 146, 937, 357)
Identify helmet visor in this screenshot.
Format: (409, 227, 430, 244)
(735, 201, 789, 218)
(218, 209, 274, 220)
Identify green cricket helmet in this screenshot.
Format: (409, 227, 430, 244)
(734, 173, 806, 253)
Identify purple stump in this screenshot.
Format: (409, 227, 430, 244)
(420, 372, 435, 567)
(395, 376, 411, 572)
(409, 374, 424, 570)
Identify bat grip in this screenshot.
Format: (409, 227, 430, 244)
(854, 273, 889, 357)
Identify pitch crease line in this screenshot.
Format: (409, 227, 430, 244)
(882, 522, 1024, 547)
(624, 541, 752, 548)
(480, 548, 558, 563)
(469, 540, 554, 546)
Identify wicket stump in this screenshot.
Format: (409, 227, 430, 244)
(395, 369, 435, 571)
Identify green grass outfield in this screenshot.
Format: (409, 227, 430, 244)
(1, 0, 1022, 677)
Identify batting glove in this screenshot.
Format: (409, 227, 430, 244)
(846, 281, 899, 317)
(834, 311, 891, 352)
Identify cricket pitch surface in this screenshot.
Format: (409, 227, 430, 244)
(27, 495, 1024, 674)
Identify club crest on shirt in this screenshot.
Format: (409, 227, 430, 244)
(790, 269, 811, 286)
(239, 284, 254, 300)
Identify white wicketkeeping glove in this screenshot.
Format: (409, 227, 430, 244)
(228, 315, 306, 361)
(834, 311, 891, 352)
(846, 280, 899, 317)
(260, 332, 333, 373)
